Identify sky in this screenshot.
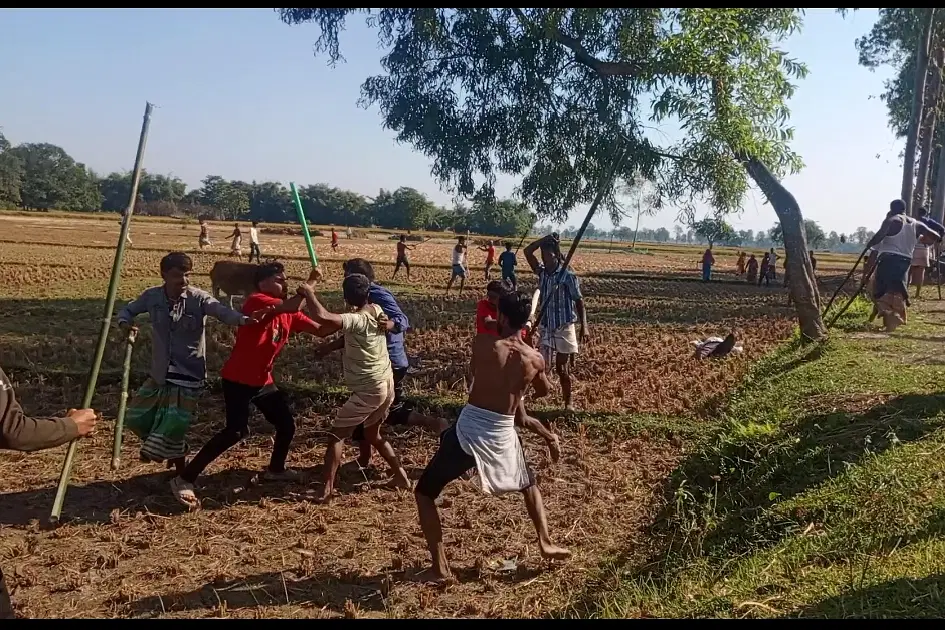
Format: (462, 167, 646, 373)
(0, 8, 904, 235)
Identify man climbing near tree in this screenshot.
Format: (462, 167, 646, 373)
(523, 233, 589, 411)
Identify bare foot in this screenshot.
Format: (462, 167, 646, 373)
(547, 434, 561, 464)
(312, 485, 333, 504)
(416, 566, 454, 585)
(539, 543, 571, 562)
(385, 474, 412, 491)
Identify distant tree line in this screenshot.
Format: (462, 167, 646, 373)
(0, 131, 874, 249)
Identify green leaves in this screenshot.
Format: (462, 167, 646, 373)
(279, 8, 809, 224)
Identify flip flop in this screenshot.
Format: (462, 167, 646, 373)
(169, 476, 201, 510)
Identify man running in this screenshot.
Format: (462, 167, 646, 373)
(1, 365, 98, 619)
(415, 290, 570, 581)
(198, 220, 211, 250)
(445, 236, 468, 295)
(170, 263, 327, 509)
(392, 235, 414, 281)
(316, 258, 448, 467)
(523, 234, 589, 411)
(498, 242, 517, 289)
(297, 275, 411, 503)
(478, 240, 496, 280)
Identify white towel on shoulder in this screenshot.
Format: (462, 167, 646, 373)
(454, 404, 531, 495)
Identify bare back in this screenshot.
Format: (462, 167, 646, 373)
(468, 333, 543, 416)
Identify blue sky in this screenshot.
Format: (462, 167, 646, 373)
(0, 9, 902, 235)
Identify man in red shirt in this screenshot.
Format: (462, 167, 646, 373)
(478, 240, 497, 280)
(477, 281, 530, 338)
(171, 262, 328, 509)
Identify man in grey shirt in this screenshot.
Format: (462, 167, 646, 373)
(117, 252, 258, 480)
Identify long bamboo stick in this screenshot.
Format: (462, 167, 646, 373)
(111, 328, 137, 471)
(49, 102, 155, 524)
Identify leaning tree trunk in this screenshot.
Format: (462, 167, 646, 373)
(915, 47, 944, 209)
(934, 143, 945, 224)
(902, 8, 937, 216)
(739, 153, 826, 342)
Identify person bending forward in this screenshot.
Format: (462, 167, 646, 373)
(414, 290, 570, 581)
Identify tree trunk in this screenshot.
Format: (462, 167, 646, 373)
(902, 8, 937, 216)
(915, 47, 944, 210)
(738, 153, 826, 342)
(934, 143, 945, 224)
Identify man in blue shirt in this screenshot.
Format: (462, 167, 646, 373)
(498, 241, 518, 289)
(315, 258, 448, 467)
(524, 234, 589, 411)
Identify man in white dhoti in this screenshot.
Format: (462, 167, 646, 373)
(414, 290, 571, 581)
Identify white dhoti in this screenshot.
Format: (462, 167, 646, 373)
(539, 322, 578, 369)
(454, 404, 532, 495)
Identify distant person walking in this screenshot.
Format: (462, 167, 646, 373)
(392, 234, 415, 281)
(498, 241, 518, 289)
(478, 240, 496, 280)
(198, 220, 212, 250)
(249, 221, 262, 263)
(701, 248, 715, 282)
(227, 224, 243, 260)
(331, 228, 339, 251)
(446, 236, 468, 295)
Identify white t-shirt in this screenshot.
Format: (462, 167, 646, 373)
(250, 227, 259, 244)
(452, 246, 466, 267)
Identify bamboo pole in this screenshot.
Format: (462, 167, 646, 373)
(49, 102, 155, 524)
(289, 182, 319, 268)
(111, 328, 137, 471)
(532, 142, 628, 334)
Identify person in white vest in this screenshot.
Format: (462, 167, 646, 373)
(865, 199, 942, 331)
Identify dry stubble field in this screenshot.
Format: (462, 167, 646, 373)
(0, 214, 849, 618)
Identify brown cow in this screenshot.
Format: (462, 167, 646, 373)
(209, 260, 322, 307)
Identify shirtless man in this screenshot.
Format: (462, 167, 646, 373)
(392, 234, 414, 281)
(414, 290, 570, 581)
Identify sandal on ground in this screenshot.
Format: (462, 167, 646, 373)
(169, 476, 200, 510)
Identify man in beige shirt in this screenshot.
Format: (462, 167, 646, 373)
(297, 274, 411, 503)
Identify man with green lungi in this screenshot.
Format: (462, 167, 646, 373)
(117, 252, 259, 474)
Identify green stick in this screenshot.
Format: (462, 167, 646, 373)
(111, 329, 137, 471)
(290, 182, 319, 268)
(49, 102, 155, 524)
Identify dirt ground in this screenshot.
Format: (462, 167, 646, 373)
(0, 212, 840, 618)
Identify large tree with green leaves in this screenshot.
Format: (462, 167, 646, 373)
(856, 9, 944, 216)
(277, 8, 826, 340)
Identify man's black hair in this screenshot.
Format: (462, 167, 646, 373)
(343, 273, 372, 308)
(160, 252, 193, 274)
(486, 280, 507, 296)
(400, 234, 406, 241)
(498, 290, 530, 331)
(889, 199, 907, 217)
(254, 261, 285, 288)
(504, 241, 513, 250)
(343, 258, 375, 282)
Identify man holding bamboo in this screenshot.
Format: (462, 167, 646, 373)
(0, 365, 98, 619)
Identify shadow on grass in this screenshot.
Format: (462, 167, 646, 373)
(791, 574, 945, 619)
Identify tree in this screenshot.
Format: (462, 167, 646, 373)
(769, 219, 825, 249)
(277, 8, 826, 340)
(10, 143, 100, 211)
(691, 215, 735, 248)
(855, 9, 944, 216)
(0, 131, 23, 207)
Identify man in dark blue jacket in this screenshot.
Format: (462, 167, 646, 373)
(314, 258, 448, 467)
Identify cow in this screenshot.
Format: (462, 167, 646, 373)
(209, 260, 322, 307)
